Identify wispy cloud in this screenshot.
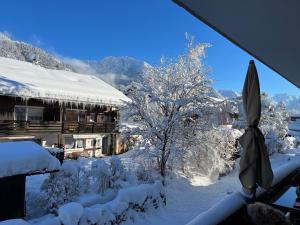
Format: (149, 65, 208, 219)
(62, 57, 97, 74)
(29, 34, 44, 47)
(0, 30, 13, 40)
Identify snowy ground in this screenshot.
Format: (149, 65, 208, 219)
(123, 152, 300, 225)
(25, 150, 300, 225)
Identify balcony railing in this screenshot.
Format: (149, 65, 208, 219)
(0, 121, 62, 134)
(0, 121, 118, 135)
(62, 122, 117, 134)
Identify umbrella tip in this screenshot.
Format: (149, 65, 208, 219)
(249, 60, 255, 64)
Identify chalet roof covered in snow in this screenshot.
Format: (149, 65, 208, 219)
(0, 57, 130, 105)
(0, 141, 60, 178)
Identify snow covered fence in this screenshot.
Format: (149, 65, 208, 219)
(1, 181, 165, 225)
(185, 158, 300, 225)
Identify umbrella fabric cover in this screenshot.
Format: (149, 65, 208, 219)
(239, 60, 273, 195)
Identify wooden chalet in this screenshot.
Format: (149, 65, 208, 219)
(0, 57, 130, 157)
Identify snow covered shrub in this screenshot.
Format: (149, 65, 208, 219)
(284, 136, 297, 149)
(123, 34, 218, 179)
(58, 202, 83, 225)
(260, 93, 290, 154)
(91, 159, 111, 194)
(175, 127, 242, 178)
(134, 164, 154, 184)
(79, 182, 165, 225)
(79, 207, 115, 225)
(209, 128, 242, 176)
(110, 156, 128, 189)
(79, 166, 92, 194)
(41, 161, 80, 212)
(25, 190, 48, 219)
(35, 182, 165, 225)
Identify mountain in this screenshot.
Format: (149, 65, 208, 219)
(0, 33, 149, 88)
(218, 89, 241, 99)
(85, 56, 149, 87)
(208, 89, 225, 100)
(272, 93, 300, 114)
(0, 33, 73, 71)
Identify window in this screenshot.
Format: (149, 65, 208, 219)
(79, 110, 86, 122)
(65, 109, 78, 121)
(64, 137, 75, 150)
(14, 106, 26, 121)
(96, 139, 101, 148)
(87, 113, 95, 122)
(97, 113, 104, 123)
(28, 107, 43, 121)
(76, 139, 84, 149)
(14, 106, 43, 121)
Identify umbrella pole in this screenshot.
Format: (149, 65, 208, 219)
(252, 188, 256, 203)
(252, 184, 258, 203)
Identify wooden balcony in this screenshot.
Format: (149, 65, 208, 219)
(0, 121, 61, 135)
(0, 121, 118, 135)
(62, 122, 117, 134)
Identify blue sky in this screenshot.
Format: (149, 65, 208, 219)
(0, 0, 298, 95)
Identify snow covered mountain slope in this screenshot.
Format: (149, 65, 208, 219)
(0, 33, 73, 71)
(273, 93, 300, 114)
(218, 89, 241, 99)
(0, 33, 149, 88)
(85, 56, 149, 87)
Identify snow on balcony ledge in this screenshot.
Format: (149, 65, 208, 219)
(185, 157, 300, 225)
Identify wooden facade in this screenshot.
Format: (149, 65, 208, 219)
(0, 175, 25, 220)
(0, 95, 122, 156)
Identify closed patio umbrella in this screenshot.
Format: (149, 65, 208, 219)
(239, 60, 273, 199)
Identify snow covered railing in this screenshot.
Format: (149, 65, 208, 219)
(0, 182, 165, 225)
(185, 159, 300, 225)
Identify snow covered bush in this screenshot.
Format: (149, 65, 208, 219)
(208, 128, 242, 176)
(79, 166, 92, 194)
(175, 127, 242, 178)
(80, 182, 165, 225)
(91, 159, 111, 194)
(260, 93, 290, 154)
(25, 190, 48, 219)
(123, 34, 217, 179)
(41, 161, 80, 212)
(24, 182, 165, 225)
(110, 156, 128, 189)
(59, 202, 83, 225)
(134, 164, 154, 184)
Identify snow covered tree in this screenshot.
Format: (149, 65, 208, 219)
(124, 34, 216, 179)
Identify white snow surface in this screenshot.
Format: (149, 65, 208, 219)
(23, 149, 300, 225)
(0, 57, 130, 105)
(124, 152, 300, 225)
(0, 219, 30, 225)
(0, 141, 60, 178)
(58, 202, 83, 225)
